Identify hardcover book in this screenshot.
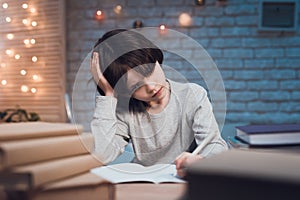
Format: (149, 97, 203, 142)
(4, 172, 114, 200)
(235, 124, 300, 145)
(187, 150, 300, 200)
(0, 154, 102, 190)
(0, 134, 94, 170)
(0, 122, 83, 141)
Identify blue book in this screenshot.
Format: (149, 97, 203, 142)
(235, 124, 300, 146)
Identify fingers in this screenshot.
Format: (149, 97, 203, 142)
(174, 152, 190, 178)
(176, 168, 187, 178)
(90, 52, 101, 85)
(174, 152, 203, 178)
(90, 52, 114, 96)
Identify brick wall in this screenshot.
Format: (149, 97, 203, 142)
(66, 0, 300, 138)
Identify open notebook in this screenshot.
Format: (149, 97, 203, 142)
(91, 163, 186, 184)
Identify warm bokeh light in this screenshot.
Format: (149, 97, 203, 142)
(32, 56, 38, 62)
(30, 7, 36, 13)
(22, 19, 29, 25)
(31, 21, 38, 27)
(1, 80, 7, 86)
(31, 87, 37, 93)
(0, 63, 6, 68)
(5, 49, 14, 56)
(95, 10, 104, 20)
(6, 33, 14, 40)
(21, 85, 29, 92)
(22, 3, 28, 9)
(5, 17, 11, 23)
(15, 54, 21, 60)
(159, 24, 166, 30)
(32, 74, 39, 80)
(24, 39, 30, 45)
(2, 3, 8, 9)
(96, 10, 102, 16)
(114, 5, 122, 14)
(20, 69, 27, 75)
(179, 12, 192, 27)
(24, 38, 36, 47)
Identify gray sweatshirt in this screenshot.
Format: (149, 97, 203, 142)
(91, 79, 228, 165)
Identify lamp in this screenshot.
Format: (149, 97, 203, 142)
(195, 0, 205, 5)
(133, 20, 143, 28)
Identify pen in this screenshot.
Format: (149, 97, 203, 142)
(174, 133, 216, 178)
(191, 133, 216, 156)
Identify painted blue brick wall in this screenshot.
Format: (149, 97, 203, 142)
(66, 0, 300, 138)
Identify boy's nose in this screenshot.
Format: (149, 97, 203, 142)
(145, 82, 156, 92)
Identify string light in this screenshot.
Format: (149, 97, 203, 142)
(22, 3, 28, 9)
(30, 7, 36, 13)
(114, 5, 122, 14)
(2, 3, 8, 9)
(2, 2, 40, 95)
(96, 10, 102, 16)
(24, 39, 30, 45)
(21, 85, 29, 92)
(159, 24, 166, 30)
(22, 19, 30, 26)
(32, 74, 39, 80)
(32, 56, 38, 62)
(31, 21, 38, 27)
(1, 80, 7, 86)
(31, 87, 37, 93)
(20, 69, 27, 75)
(95, 10, 104, 20)
(5, 49, 14, 56)
(14, 54, 21, 60)
(24, 38, 36, 47)
(179, 13, 192, 27)
(6, 33, 14, 40)
(5, 17, 11, 23)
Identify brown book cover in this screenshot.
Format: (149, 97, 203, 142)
(0, 154, 102, 190)
(187, 150, 300, 200)
(0, 122, 83, 141)
(3, 173, 115, 200)
(31, 172, 114, 200)
(0, 134, 94, 170)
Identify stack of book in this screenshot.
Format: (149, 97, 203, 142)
(0, 122, 114, 200)
(227, 124, 300, 153)
(186, 149, 300, 200)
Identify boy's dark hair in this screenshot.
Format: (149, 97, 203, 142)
(93, 29, 164, 113)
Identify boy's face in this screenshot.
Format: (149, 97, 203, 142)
(126, 62, 168, 103)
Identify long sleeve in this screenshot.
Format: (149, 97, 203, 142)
(91, 96, 129, 164)
(190, 86, 228, 158)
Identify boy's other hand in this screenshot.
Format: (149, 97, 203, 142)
(90, 52, 114, 96)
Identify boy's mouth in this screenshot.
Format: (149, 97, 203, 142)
(152, 86, 163, 97)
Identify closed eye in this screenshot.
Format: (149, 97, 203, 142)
(129, 81, 144, 93)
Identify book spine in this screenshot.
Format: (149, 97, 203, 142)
(0, 154, 102, 190)
(0, 122, 83, 141)
(0, 134, 94, 170)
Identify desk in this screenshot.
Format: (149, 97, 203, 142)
(0, 182, 186, 200)
(116, 183, 187, 200)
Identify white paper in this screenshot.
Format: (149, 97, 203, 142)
(91, 163, 186, 184)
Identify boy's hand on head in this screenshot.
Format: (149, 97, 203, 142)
(175, 152, 202, 178)
(90, 52, 114, 96)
